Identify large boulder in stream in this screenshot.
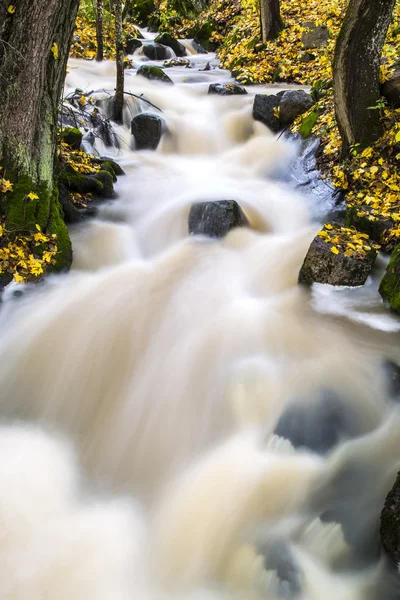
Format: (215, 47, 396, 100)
(154, 33, 186, 57)
(379, 244, 400, 312)
(136, 64, 173, 84)
(142, 42, 170, 61)
(299, 226, 379, 287)
(189, 200, 248, 238)
(381, 471, 400, 566)
(208, 83, 247, 96)
(131, 112, 165, 150)
(252, 94, 281, 133)
(279, 90, 314, 127)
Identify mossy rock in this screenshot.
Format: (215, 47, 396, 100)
(60, 169, 105, 195)
(60, 127, 82, 150)
(93, 158, 125, 177)
(379, 244, 400, 312)
(154, 32, 186, 57)
(92, 170, 114, 197)
(136, 64, 173, 84)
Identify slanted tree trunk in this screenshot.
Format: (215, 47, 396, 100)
(260, 0, 282, 42)
(96, 0, 104, 61)
(333, 0, 396, 156)
(0, 0, 79, 269)
(113, 0, 125, 124)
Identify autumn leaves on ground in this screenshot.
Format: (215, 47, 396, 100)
(1, 0, 400, 302)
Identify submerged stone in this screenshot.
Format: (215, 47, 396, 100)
(208, 83, 247, 96)
(131, 112, 165, 150)
(252, 94, 281, 133)
(299, 235, 378, 287)
(155, 32, 186, 57)
(136, 64, 173, 84)
(381, 471, 400, 566)
(188, 200, 248, 238)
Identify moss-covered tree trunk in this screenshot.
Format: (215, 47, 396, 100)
(260, 0, 282, 42)
(333, 0, 396, 156)
(0, 0, 80, 270)
(113, 0, 125, 124)
(96, 0, 104, 62)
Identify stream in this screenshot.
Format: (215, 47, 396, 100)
(1, 31, 400, 600)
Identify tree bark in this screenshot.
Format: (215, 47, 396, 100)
(96, 0, 104, 62)
(333, 0, 396, 156)
(0, 0, 79, 267)
(260, 0, 282, 42)
(113, 0, 124, 124)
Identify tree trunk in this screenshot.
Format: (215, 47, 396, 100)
(260, 0, 282, 42)
(113, 0, 125, 124)
(0, 0, 79, 269)
(333, 0, 396, 156)
(96, 0, 104, 62)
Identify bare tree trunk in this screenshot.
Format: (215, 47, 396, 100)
(333, 0, 396, 156)
(113, 0, 124, 124)
(0, 0, 79, 269)
(96, 0, 104, 61)
(260, 0, 282, 42)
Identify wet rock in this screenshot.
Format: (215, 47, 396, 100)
(136, 64, 173, 84)
(93, 157, 125, 177)
(91, 170, 115, 197)
(60, 168, 114, 198)
(275, 389, 360, 455)
(155, 32, 186, 57)
(193, 40, 208, 54)
(252, 94, 281, 133)
(279, 90, 314, 127)
(60, 127, 82, 150)
(379, 244, 400, 312)
(163, 58, 190, 68)
(208, 82, 248, 96)
(381, 471, 400, 566)
(382, 70, 400, 108)
(383, 360, 400, 399)
(131, 112, 165, 150)
(200, 62, 212, 71)
(142, 43, 169, 61)
(188, 200, 248, 238)
(301, 22, 329, 49)
(125, 37, 142, 54)
(259, 540, 302, 597)
(299, 51, 315, 63)
(299, 235, 378, 287)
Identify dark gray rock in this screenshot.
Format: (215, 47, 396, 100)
(383, 360, 400, 400)
(136, 64, 173, 84)
(193, 40, 208, 54)
(301, 22, 329, 49)
(125, 37, 142, 54)
(155, 32, 186, 57)
(189, 200, 248, 238)
(208, 83, 248, 96)
(142, 43, 169, 61)
(299, 51, 315, 63)
(299, 236, 378, 287)
(252, 94, 281, 133)
(381, 472, 400, 566)
(163, 57, 190, 68)
(382, 70, 400, 108)
(131, 112, 165, 150)
(279, 90, 314, 127)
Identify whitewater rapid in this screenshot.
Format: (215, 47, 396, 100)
(0, 42, 399, 600)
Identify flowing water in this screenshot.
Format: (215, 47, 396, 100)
(1, 37, 400, 600)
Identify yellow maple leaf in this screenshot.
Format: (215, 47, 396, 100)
(330, 246, 339, 255)
(7, 5, 16, 13)
(51, 42, 58, 60)
(27, 192, 39, 201)
(78, 96, 86, 106)
(0, 179, 13, 193)
(13, 273, 24, 283)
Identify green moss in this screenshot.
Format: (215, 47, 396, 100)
(60, 170, 105, 195)
(47, 184, 72, 272)
(92, 170, 114, 196)
(60, 127, 83, 150)
(299, 110, 319, 138)
(379, 244, 400, 312)
(136, 65, 173, 84)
